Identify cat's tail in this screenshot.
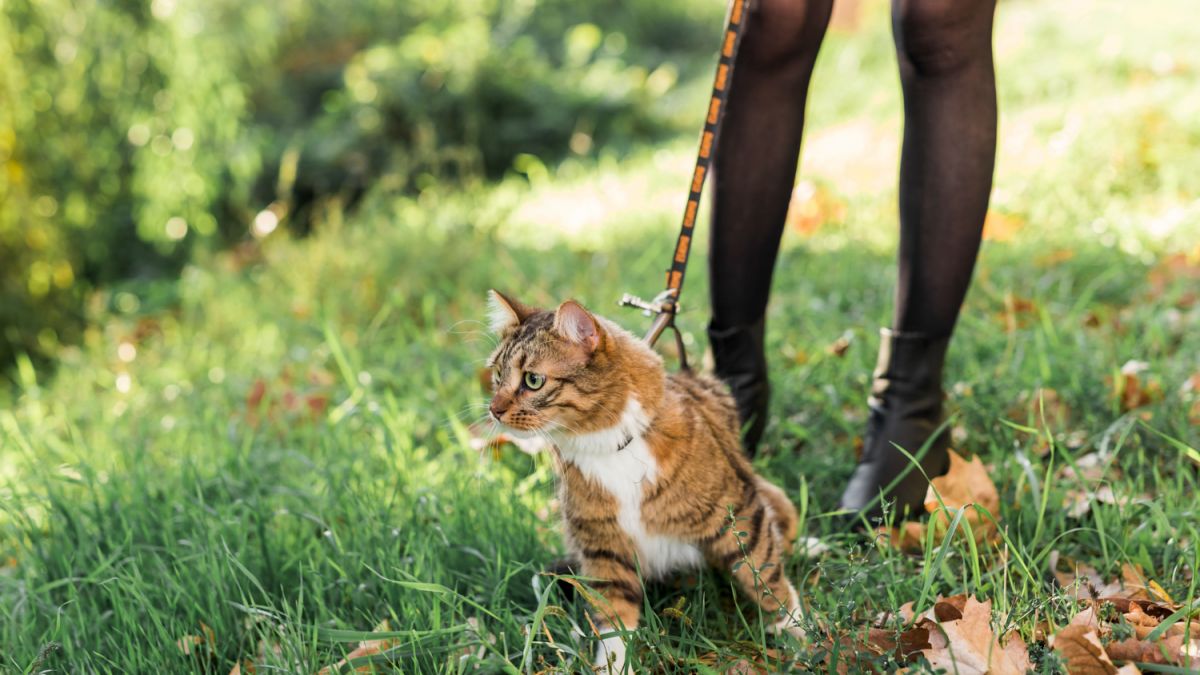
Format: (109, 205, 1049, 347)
(756, 477, 799, 553)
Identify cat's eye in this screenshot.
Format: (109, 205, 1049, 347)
(523, 372, 546, 390)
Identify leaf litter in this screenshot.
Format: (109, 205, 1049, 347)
(859, 443, 1197, 673)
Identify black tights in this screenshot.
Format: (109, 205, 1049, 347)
(709, 0, 998, 338)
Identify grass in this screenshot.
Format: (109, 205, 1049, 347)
(2, 0, 1199, 671)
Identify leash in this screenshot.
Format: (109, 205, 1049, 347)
(619, 0, 751, 371)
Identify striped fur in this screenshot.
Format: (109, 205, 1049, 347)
(485, 291, 802, 672)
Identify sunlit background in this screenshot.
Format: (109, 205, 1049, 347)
(1, 0, 1199, 670)
(3, 0, 1198, 367)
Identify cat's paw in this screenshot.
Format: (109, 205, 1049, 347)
(593, 634, 627, 673)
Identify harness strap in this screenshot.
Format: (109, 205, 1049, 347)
(622, 0, 751, 366)
(664, 0, 750, 302)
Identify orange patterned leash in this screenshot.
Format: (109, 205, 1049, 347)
(619, 0, 751, 369)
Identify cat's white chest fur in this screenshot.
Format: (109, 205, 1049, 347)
(555, 398, 703, 579)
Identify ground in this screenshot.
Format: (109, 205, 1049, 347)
(1, 0, 1199, 672)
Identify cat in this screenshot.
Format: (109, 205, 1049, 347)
(484, 290, 803, 672)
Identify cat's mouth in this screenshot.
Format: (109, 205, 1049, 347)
(490, 413, 544, 438)
(493, 421, 542, 439)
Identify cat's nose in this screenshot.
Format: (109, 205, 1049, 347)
(489, 401, 509, 419)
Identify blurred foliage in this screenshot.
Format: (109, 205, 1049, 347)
(0, 0, 720, 366)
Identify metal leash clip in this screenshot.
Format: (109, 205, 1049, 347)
(618, 288, 689, 370)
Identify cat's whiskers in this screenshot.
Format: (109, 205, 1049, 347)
(439, 403, 493, 434)
(447, 320, 499, 350)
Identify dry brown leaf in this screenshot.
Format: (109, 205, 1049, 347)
(1118, 562, 1178, 604)
(785, 180, 846, 236)
(1182, 372, 1200, 397)
(1147, 250, 1200, 299)
(1037, 248, 1077, 266)
(878, 450, 1001, 551)
(1001, 632, 1033, 673)
(996, 292, 1039, 331)
(1049, 561, 1197, 670)
(863, 624, 931, 661)
(982, 210, 1026, 242)
(917, 597, 1028, 675)
(1106, 634, 1189, 666)
(243, 367, 336, 428)
(826, 332, 852, 358)
(176, 622, 216, 657)
(317, 620, 398, 674)
(1052, 558, 1164, 603)
(1063, 485, 1150, 519)
(1057, 452, 1117, 483)
(1108, 360, 1164, 411)
(876, 521, 930, 553)
(1009, 387, 1071, 431)
(1052, 624, 1119, 674)
(924, 451, 1001, 538)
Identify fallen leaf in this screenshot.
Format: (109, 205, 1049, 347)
(918, 597, 1028, 675)
(864, 624, 931, 661)
(1053, 558, 1157, 602)
(1120, 563, 1177, 605)
(876, 521, 929, 553)
(1037, 248, 1077, 265)
(982, 210, 1026, 242)
(1109, 360, 1163, 411)
(1058, 452, 1116, 483)
(1181, 372, 1200, 396)
(924, 451, 1001, 539)
(827, 332, 852, 358)
(1001, 632, 1033, 673)
(176, 622, 216, 657)
(1052, 624, 1118, 674)
(878, 451, 1001, 551)
(785, 180, 846, 236)
(317, 620, 398, 674)
(243, 368, 336, 428)
(1106, 634, 1189, 666)
(1147, 250, 1200, 300)
(996, 292, 1039, 331)
(1063, 485, 1149, 519)
(1009, 387, 1071, 430)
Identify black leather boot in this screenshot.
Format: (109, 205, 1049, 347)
(708, 318, 769, 455)
(839, 329, 952, 524)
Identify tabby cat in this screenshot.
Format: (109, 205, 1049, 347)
(484, 290, 803, 672)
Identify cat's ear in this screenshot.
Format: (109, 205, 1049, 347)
(488, 289, 535, 333)
(554, 300, 602, 353)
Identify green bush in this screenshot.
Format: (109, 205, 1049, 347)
(0, 0, 721, 366)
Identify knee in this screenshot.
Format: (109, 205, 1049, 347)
(740, 0, 834, 72)
(893, 0, 995, 77)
